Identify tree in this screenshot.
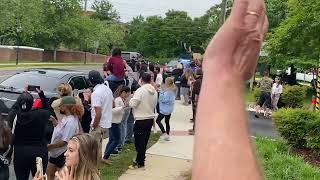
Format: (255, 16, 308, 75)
(0, 0, 44, 46)
(91, 0, 120, 23)
(98, 24, 126, 55)
(265, 0, 289, 31)
(267, 0, 320, 69)
(33, 0, 83, 60)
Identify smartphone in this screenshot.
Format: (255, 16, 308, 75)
(27, 85, 40, 92)
(36, 157, 44, 179)
(73, 89, 79, 97)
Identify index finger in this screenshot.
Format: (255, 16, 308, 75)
(230, 0, 249, 23)
(245, 0, 265, 29)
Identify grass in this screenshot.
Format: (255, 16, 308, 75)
(0, 61, 101, 70)
(187, 137, 320, 180)
(256, 137, 320, 180)
(100, 133, 160, 180)
(245, 90, 256, 102)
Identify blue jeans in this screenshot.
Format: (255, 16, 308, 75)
(104, 123, 120, 159)
(107, 74, 124, 82)
(117, 108, 130, 149)
(126, 110, 135, 142)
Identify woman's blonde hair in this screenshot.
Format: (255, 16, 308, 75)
(58, 83, 72, 97)
(164, 77, 176, 92)
(184, 69, 194, 79)
(62, 104, 84, 119)
(69, 134, 102, 180)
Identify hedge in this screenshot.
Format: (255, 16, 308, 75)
(273, 108, 320, 152)
(253, 85, 307, 108)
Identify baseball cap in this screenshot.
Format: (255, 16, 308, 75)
(88, 70, 104, 84)
(60, 96, 76, 106)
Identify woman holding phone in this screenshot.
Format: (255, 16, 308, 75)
(46, 96, 84, 180)
(34, 134, 101, 180)
(7, 92, 50, 180)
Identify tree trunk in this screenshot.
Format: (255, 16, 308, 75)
(219, 0, 228, 27)
(53, 49, 57, 62)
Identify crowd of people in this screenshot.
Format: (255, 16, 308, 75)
(1, 0, 270, 178)
(0, 47, 203, 180)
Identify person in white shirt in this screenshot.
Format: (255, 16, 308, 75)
(128, 73, 158, 169)
(155, 66, 163, 89)
(46, 96, 84, 180)
(88, 70, 113, 147)
(102, 86, 130, 164)
(272, 77, 283, 111)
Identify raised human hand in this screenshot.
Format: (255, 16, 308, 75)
(204, 0, 269, 81)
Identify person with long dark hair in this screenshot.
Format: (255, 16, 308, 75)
(0, 118, 12, 180)
(7, 92, 50, 180)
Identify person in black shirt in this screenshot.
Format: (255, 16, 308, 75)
(189, 69, 203, 135)
(7, 92, 50, 180)
(79, 89, 92, 133)
(171, 63, 184, 100)
(180, 69, 194, 105)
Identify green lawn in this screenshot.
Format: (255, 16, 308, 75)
(256, 137, 320, 180)
(186, 137, 320, 180)
(0, 62, 101, 70)
(100, 133, 160, 180)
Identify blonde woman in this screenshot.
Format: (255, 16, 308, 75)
(46, 96, 84, 180)
(34, 134, 101, 180)
(156, 77, 177, 141)
(51, 83, 73, 123)
(180, 69, 194, 105)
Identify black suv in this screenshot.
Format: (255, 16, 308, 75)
(0, 68, 91, 118)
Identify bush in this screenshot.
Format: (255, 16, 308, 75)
(306, 118, 320, 152)
(281, 85, 307, 108)
(273, 108, 320, 152)
(253, 87, 261, 102)
(253, 85, 306, 108)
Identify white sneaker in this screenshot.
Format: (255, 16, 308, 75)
(160, 134, 166, 141)
(164, 134, 170, 141)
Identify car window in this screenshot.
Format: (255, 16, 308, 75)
(121, 53, 130, 60)
(0, 73, 60, 92)
(167, 60, 178, 67)
(69, 76, 87, 90)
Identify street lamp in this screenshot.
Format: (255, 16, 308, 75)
(16, 25, 22, 65)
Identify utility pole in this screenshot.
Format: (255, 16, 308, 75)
(219, 0, 228, 27)
(84, 0, 88, 12)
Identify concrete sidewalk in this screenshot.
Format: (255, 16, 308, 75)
(119, 101, 194, 180)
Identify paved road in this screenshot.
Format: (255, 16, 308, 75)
(0, 66, 102, 82)
(2, 67, 277, 179)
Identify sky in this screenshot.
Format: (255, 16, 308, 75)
(87, 0, 222, 22)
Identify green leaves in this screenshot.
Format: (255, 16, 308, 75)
(125, 10, 216, 58)
(91, 0, 120, 23)
(267, 0, 320, 69)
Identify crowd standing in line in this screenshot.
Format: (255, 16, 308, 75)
(0, 0, 269, 176)
(0, 46, 205, 179)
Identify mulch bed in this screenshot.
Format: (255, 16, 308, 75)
(292, 147, 320, 167)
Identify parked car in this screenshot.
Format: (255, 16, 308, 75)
(0, 68, 91, 118)
(121, 51, 142, 71)
(165, 59, 180, 76)
(285, 67, 316, 83)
